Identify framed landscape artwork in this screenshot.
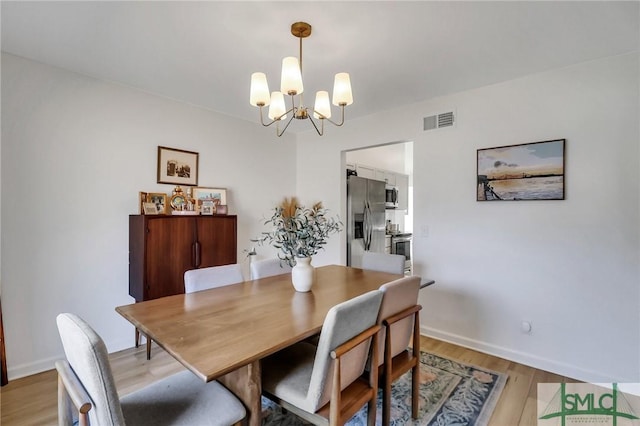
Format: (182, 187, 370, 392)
(157, 146, 199, 186)
(193, 187, 227, 212)
(477, 139, 565, 201)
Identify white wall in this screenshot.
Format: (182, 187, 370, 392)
(297, 52, 639, 383)
(1, 53, 296, 379)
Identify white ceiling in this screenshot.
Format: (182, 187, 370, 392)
(2, 1, 638, 131)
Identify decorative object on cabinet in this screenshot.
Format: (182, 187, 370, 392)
(201, 200, 215, 215)
(170, 194, 187, 211)
(138, 192, 148, 214)
(142, 202, 159, 215)
(147, 193, 168, 214)
(157, 146, 199, 186)
(215, 205, 228, 215)
(477, 139, 565, 201)
(129, 214, 237, 358)
(193, 187, 227, 212)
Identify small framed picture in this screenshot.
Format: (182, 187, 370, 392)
(147, 193, 168, 214)
(142, 202, 159, 215)
(215, 205, 228, 215)
(193, 187, 227, 213)
(139, 192, 148, 214)
(157, 146, 199, 186)
(201, 200, 215, 215)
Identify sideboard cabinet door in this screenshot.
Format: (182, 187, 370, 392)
(129, 215, 238, 302)
(196, 216, 237, 268)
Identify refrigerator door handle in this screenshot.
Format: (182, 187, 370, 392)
(362, 200, 369, 251)
(364, 200, 372, 251)
(363, 200, 369, 250)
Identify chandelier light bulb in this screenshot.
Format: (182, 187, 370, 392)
(250, 72, 270, 106)
(268, 91, 287, 120)
(313, 91, 331, 119)
(332, 73, 353, 106)
(281, 57, 304, 95)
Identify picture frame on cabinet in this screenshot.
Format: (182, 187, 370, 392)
(193, 187, 227, 213)
(477, 139, 565, 201)
(201, 200, 215, 215)
(142, 202, 159, 215)
(139, 192, 148, 214)
(215, 205, 228, 215)
(148, 193, 168, 214)
(157, 146, 199, 186)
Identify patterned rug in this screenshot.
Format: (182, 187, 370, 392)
(262, 351, 508, 426)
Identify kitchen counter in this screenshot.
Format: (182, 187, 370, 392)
(386, 232, 412, 237)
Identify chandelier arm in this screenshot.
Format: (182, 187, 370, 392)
(310, 104, 346, 127)
(276, 113, 297, 137)
(258, 106, 295, 128)
(307, 114, 324, 136)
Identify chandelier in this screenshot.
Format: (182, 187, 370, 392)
(249, 22, 353, 137)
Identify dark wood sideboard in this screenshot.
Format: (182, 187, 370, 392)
(129, 214, 237, 301)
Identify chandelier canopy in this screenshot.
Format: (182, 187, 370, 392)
(249, 22, 353, 137)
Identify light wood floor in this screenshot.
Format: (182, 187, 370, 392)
(1, 335, 577, 425)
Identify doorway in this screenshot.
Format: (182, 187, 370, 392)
(343, 141, 414, 269)
(345, 141, 413, 232)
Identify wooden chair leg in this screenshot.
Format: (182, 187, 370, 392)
(411, 364, 419, 419)
(383, 374, 392, 426)
(135, 328, 140, 348)
(411, 309, 421, 419)
(367, 397, 377, 426)
(146, 335, 152, 360)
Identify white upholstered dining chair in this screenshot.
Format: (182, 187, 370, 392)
(250, 258, 292, 279)
(361, 252, 406, 275)
(262, 290, 383, 426)
(140, 264, 246, 360)
(55, 313, 246, 426)
(376, 275, 422, 426)
(184, 264, 244, 294)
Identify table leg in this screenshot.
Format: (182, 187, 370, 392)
(218, 360, 262, 426)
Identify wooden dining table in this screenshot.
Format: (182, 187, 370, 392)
(115, 264, 403, 426)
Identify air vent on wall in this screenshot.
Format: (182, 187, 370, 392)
(423, 110, 455, 131)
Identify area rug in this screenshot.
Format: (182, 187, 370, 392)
(262, 351, 508, 426)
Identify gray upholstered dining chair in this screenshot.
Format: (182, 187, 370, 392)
(250, 258, 293, 279)
(184, 264, 244, 294)
(376, 276, 422, 426)
(262, 290, 383, 426)
(55, 313, 246, 426)
(361, 252, 406, 275)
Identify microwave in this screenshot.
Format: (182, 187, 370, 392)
(385, 185, 398, 209)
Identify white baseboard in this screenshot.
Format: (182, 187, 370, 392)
(421, 325, 632, 383)
(8, 355, 60, 381)
(7, 336, 134, 381)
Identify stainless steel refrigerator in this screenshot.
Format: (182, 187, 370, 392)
(347, 175, 386, 268)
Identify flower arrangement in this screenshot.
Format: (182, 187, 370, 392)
(254, 197, 343, 267)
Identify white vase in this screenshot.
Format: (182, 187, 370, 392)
(291, 256, 314, 292)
